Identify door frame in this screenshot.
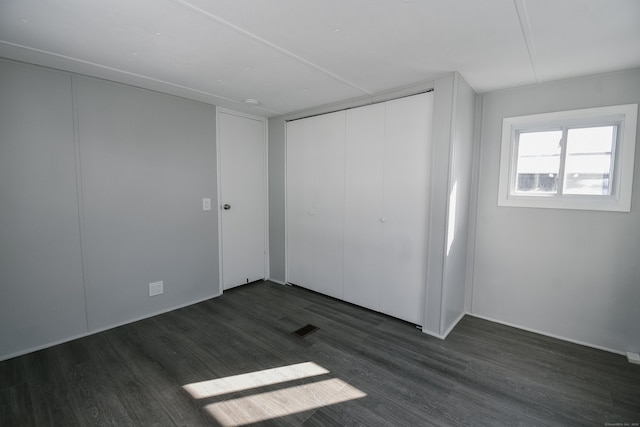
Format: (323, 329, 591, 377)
(215, 107, 269, 294)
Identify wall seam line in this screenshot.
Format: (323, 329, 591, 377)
(70, 75, 91, 332)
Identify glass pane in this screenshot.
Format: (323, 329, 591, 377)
(515, 130, 562, 193)
(563, 126, 615, 195)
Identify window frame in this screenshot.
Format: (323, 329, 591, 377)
(498, 104, 638, 212)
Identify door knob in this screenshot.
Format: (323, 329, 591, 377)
(223, 204, 231, 210)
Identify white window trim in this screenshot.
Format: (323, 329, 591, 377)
(498, 104, 638, 212)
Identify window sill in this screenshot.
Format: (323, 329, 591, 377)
(498, 194, 630, 212)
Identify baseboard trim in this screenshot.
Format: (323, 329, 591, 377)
(0, 292, 221, 362)
(421, 329, 447, 340)
(421, 311, 466, 340)
(627, 352, 640, 364)
(441, 311, 466, 338)
(467, 313, 625, 356)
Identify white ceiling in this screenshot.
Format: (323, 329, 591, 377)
(1, 0, 639, 117)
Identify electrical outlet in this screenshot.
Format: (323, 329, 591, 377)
(149, 281, 163, 296)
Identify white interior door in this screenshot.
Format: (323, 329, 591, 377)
(218, 110, 267, 290)
(380, 93, 433, 324)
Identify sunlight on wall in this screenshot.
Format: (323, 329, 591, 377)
(183, 361, 367, 425)
(183, 361, 329, 399)
(446, 182, 458, 256)
(205, 378, 366, 426)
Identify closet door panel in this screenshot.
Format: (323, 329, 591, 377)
(343, 104, 385, 310)
(312, 111, 346, 298)
(286, 118, 314, 288)
(381, 93, 434, 324)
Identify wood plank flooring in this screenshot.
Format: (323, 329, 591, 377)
(1, 281, 638, 426)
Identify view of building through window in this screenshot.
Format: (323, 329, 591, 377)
(563, 126, 615, 195)
(515, 130, 561, 193)
(515, 126, 615, 196)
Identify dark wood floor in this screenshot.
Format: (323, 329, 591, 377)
(1, 281, 638, 426)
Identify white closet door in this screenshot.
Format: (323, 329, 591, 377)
(286, 118, 314, 287)
(343, 103, 385, 310)
(312, 111, 345, 299)
(380, 93, 434, 324)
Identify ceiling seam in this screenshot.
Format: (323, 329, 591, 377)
(170, 0, 374, 96)
(513, 0, 541, 84)
(0, 40, 283, 115)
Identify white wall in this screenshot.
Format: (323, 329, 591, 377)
(471, 68, 640, 354)
(0, 59, 220, 360)
(423, 74, 476, 337)
(441, 75, 476, 334)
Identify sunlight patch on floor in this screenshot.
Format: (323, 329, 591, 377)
(205, 377, 366, 426)
(182, 361, 329, 399)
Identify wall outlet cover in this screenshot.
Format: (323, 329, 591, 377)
(149, 281, 164, 296)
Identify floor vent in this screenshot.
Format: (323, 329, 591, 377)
(292, 324, 319, 338)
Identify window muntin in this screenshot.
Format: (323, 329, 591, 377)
(498, 104, 637, 212)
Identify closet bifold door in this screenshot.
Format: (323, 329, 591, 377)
(380, 92, 433, 324)
(311, 111, 345, 299)
(343, 103, 385, 311)
(286, 118, 314, 289)
(287, 92, 433, 325)
(286, 111, 345, 298)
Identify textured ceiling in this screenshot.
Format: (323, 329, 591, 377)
(1, 0, 639, 117)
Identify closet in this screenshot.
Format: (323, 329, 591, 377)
(286, 92, 433, 324)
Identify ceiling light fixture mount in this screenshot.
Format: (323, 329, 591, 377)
(243, 98, 261, 106)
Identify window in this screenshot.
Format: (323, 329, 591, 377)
(498, 104, 638, 212)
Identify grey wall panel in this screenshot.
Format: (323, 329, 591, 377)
(75, 77, 219, 331)
(441, 74, 476, 335)
(423, 75, 454, 334)
(0, 60, 87, 358)
(267, 116, 286, 283)
(423, 74, 476, 337)
(472, 68, 640, 353)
